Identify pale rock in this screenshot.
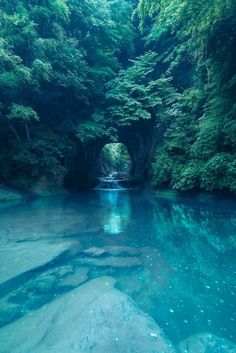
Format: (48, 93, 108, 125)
(0, 277, 176, 353)
(178, 332, 236, 353)
(59, 267, 89, 287)
(83, 247, 107, 257)
(0, 240, 75, 285)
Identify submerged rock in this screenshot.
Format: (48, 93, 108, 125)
(0, 277, 176, 353)
(74, 256, 142, 268)
(83, 247, 107, 257)
(0, 240, 75, 285)
(178, 332, 236, 353)
(104, 245, 141, 256)
(82, 246, 141, 258)
(59, 267, 89, 287)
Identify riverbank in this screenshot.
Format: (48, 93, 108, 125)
(154, 187, 236, 202)
(0, 184, 67, 203)
(0, 187, 24, 202)
(1, 182, 235, 204)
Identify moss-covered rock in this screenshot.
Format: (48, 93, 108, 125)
(0, 188, 23, 202)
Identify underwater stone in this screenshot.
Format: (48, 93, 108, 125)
(0, 276, 176, 353)
(83, 247, 107, 257)
(27, 274, 57, 294)
(59, 267, 89, 287)
(74, 256, 142, 268)
(178, 332, 236, 353)
(104, 245, 141, 256)
(82, 246, 141, 257)
(0, 240, 75, 285)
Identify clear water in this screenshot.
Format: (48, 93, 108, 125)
(0, 190, 236, 346)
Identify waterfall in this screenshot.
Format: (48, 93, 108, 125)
(95, 172, 125, 190)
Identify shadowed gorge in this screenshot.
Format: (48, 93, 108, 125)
(0, 0, 235, 194)
(64, 117, 156, 190)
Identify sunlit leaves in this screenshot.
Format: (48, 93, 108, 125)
(49, 0, 70, 22)
(32, 60, 53, 82)
(7, 104, 39, 122)
(76, 120, 110, 142)
(105, 51, 179, 126)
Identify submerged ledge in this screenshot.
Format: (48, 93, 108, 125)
(0, 277, 176, 353)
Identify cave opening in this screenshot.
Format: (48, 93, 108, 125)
(99, 143, 132, 178)
(64, 118, 155, 191)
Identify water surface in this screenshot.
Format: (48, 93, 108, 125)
(0, 190, 235, 346)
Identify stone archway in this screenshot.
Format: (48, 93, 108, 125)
(64, 117, 156, 190)
(99, 143, 132, 175)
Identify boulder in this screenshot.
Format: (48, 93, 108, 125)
(0, 277, 176, 353)
(0, 240, 75, 285)
(178, 332, 236, 353)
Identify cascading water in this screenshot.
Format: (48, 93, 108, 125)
(95, 172, 125, 190)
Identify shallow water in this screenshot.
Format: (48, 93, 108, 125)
(0, 190, 236, 347)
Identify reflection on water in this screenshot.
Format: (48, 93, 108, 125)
(99, 190, 131, 235)
(0, 190, 235, 348)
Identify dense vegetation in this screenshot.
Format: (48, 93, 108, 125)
(0, 0, 235, 193)
(100, 143, 131, 174)
(138, 0, 236, 193)
(0, 0, 135, 188)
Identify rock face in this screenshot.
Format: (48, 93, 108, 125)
(178, 332, 236, 353)
(64, 117, 156, 190)
(0, 240, 74, 285)
(0, 277, 176, 353)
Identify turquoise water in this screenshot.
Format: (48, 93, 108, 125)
(0, 190, 235, 346)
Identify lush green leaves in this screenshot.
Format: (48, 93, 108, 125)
(0, 0, 235, 193)
(7, 104, 39, 122)
(0, 0, 135, 184)
(138, 0, 236, 193)
(105, 52, 180, 127)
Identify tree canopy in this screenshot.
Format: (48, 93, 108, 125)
(0, 0, 235, 192)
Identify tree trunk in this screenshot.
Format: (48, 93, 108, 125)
(7, 121, 21, 142)
(24, 121, 31, 142)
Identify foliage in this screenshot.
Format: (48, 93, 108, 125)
(7, 104, 39, 122)
(101, 143, 131, 173)
(0, 0, 235, 193)
(138, 0, 236, 193)
(0, 128, 67, 184)
(104, 51, 180, 129)
(0, 0, 135, 185)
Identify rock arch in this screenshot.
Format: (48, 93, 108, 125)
(64, 118, 156, 190)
